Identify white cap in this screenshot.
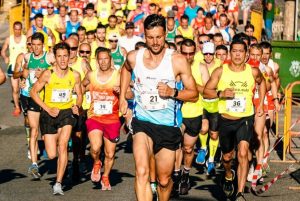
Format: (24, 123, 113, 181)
(202, 42, 215, 54)
(108, 33, 118, 41)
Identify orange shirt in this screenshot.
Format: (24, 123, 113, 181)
(87, 70, 120, 124)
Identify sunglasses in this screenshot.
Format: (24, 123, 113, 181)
(27, 43, 32, 46)
(181, 51, 195, 56)
(79, 50, 91, 54)
(199, 41, 209, 44)
(203, 53, 214, 56)
(70, 47, 78, 51)
(109, 40, 118, 43)
(47, 7, 54, 9)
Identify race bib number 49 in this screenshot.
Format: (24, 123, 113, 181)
(141, 93, 168, 111)
(94, 101, 113, 115)
(51, 89, 71, 103)
(226, 97, 246, 113)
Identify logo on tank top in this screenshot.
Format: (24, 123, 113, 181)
(40, 59, 44, 64)
(289, 60, 300, 78)
(229, 81, 249, 94)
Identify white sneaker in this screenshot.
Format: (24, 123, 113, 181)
(247, 163, 254, 182)
(53, 182, 64, 195)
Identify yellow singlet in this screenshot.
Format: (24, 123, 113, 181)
(177, 26, 194, 40)
(44, 68, 75, 109)
(43, 14, 61, 43)
(96, 0, 112, 25)
(181, 61, 204, 118)
(217, 64, 255, 118)
(82, 17, 99, 32)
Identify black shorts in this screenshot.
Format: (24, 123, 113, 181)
(28, 98, 41, 112)
(20, 95, 30, 116)
(131, 118, 182, 154)
(40, 108, 77, 135)
(219, 115, 254, 154)
(73, 110, 87, 132)
(183, 116, 202, 137)
(203, 109, 219, 132)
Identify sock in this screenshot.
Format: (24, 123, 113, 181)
(32, 162, 38, 166)
(174, 169, 180, 176)
(209, 138, 219, 162)
(183, 167, 190, 174)
(150, 182, 157, 193)
(199, 133, 208, 149)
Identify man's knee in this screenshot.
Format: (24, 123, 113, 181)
(157, 176, 172, 189)
(136, 166, 149, 182)
(223, 152, 233, 162)
(90, 146, 100, 155)
(238, 148, 248, 159)
(210, 132, 218, 140)
(105, 151, 115, 160)
(183, 145, 193, 155)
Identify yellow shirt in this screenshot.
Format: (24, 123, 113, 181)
(181, 61, 204, 118)
(96, 0, 112, 25)
(44, 69, 75, 109)
(177, 26, 194, 40)
(217, 64, 255, 117)
(82, 17, 99, 32)
(43, 14, 61, 43)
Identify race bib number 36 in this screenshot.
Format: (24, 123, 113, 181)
(226, 97, 246, 113)
(141, 93, 168, 111)
(51, 89, 71, 103)
(94, 101, 113, 115)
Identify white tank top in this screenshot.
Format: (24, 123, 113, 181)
(9, 35, 27, 66)
(132, 48, 180, 126)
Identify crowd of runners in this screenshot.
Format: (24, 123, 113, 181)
(0, 0, 282, 201)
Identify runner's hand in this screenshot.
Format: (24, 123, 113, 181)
(113, 86, 120, 94)
(120, 98, 128, 116)
(274, 100, 281, 112)
(72, 105, 79, 116)
(256, 105, 264, 117)
(157, 82, 173, 98)
(220, 88, 235, 98)
(47, 107, 60, 117)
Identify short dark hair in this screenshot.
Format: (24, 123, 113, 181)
(34, 13, 44, 19)
(108, 15, 117, 21)
(249, 43, 262, 51)
(232, 32, 250, 47)
(168, 42, 176, 50)
(68, 33, 79, 39)
(214, 33, 223, 39)
(216, 45, 228, 53)
(96, 23, 106, 30)
(180, 39, 196, 52)
(135, 41, 147, 50)
(180, 14, 189, 21)
(260, 41, 272, 52)
(196, 7, 205, 13)
(245, 23, 255, 31)
(86, 30, 95, 36)
(53, 42, 70, 56)
(174, 35, 184, 41)
(144, 14, 166, 32)
(31, 32, 44, 43)
(250, 36, 258, 42)
(77, 26, 86, 32)
(13, 21, 22, 28)
(149, 3, 157, 7)
(95, 47, 111, 59)
(230, 40, 248, 52)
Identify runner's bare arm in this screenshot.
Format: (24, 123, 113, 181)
(30, 70, 51, 111)
(120, 51, 136, 114)
(1, 37, 9, 64)
(173, 53, 198, 102)
(46, 52, 56, 65)
(13, 53, 25, 79)
(197, 63, 210, 94)
(82, 59, 92, 75)
(203, 67, 223, 99)
(81, 71, 91, 92)
(47, 28, 56, 47)
(73, 71, 83, 107)
(253, 67, 266, 114)
(266, 67, 280, 111)
(26, 27, 33, 38)
(0, 67, 6, 85)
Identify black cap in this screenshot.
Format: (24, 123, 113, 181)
(172, 5, 178, 11)
(136, 0, 143, 3)
(85, 3, 94, 10)
(125, 22, 135, 29)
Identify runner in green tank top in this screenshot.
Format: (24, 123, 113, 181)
(108, 34, 127, 70)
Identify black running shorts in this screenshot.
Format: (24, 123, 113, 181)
(183, 115, 202, 137)
(218, 115, 254, 154)
(40, 108, 77, 135)
(203, 109, 219, 132)
(131, 118, 182, 154)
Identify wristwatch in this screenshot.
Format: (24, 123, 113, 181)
(173, 88, 179, 98)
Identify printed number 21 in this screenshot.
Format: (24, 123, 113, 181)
(150, 95, 158, 103)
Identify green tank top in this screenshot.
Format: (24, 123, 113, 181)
(166, 27, 177, 43)
(111, 46, 125, 70)
(27, 52, 51, 89)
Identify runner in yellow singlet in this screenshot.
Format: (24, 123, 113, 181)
(82, 3, 99, 32)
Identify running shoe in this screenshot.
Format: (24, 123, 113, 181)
(101, 176, 111, 190)
(206, 161, 215, 175)
(28, 164, 41, 179)
(262, 163, 270, 177)
(91, 161, 101, 182)
(171, 171, 181, 197)
(179, 171, 190, 195)
(222, 169, 235, 197)
(12, 108, 21, 117)
(195, 148, 207, 165)
(53, 182, 64, 195)
(235, 192, 246, 201)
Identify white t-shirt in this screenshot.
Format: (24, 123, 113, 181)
(118, 35, 143, 53)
